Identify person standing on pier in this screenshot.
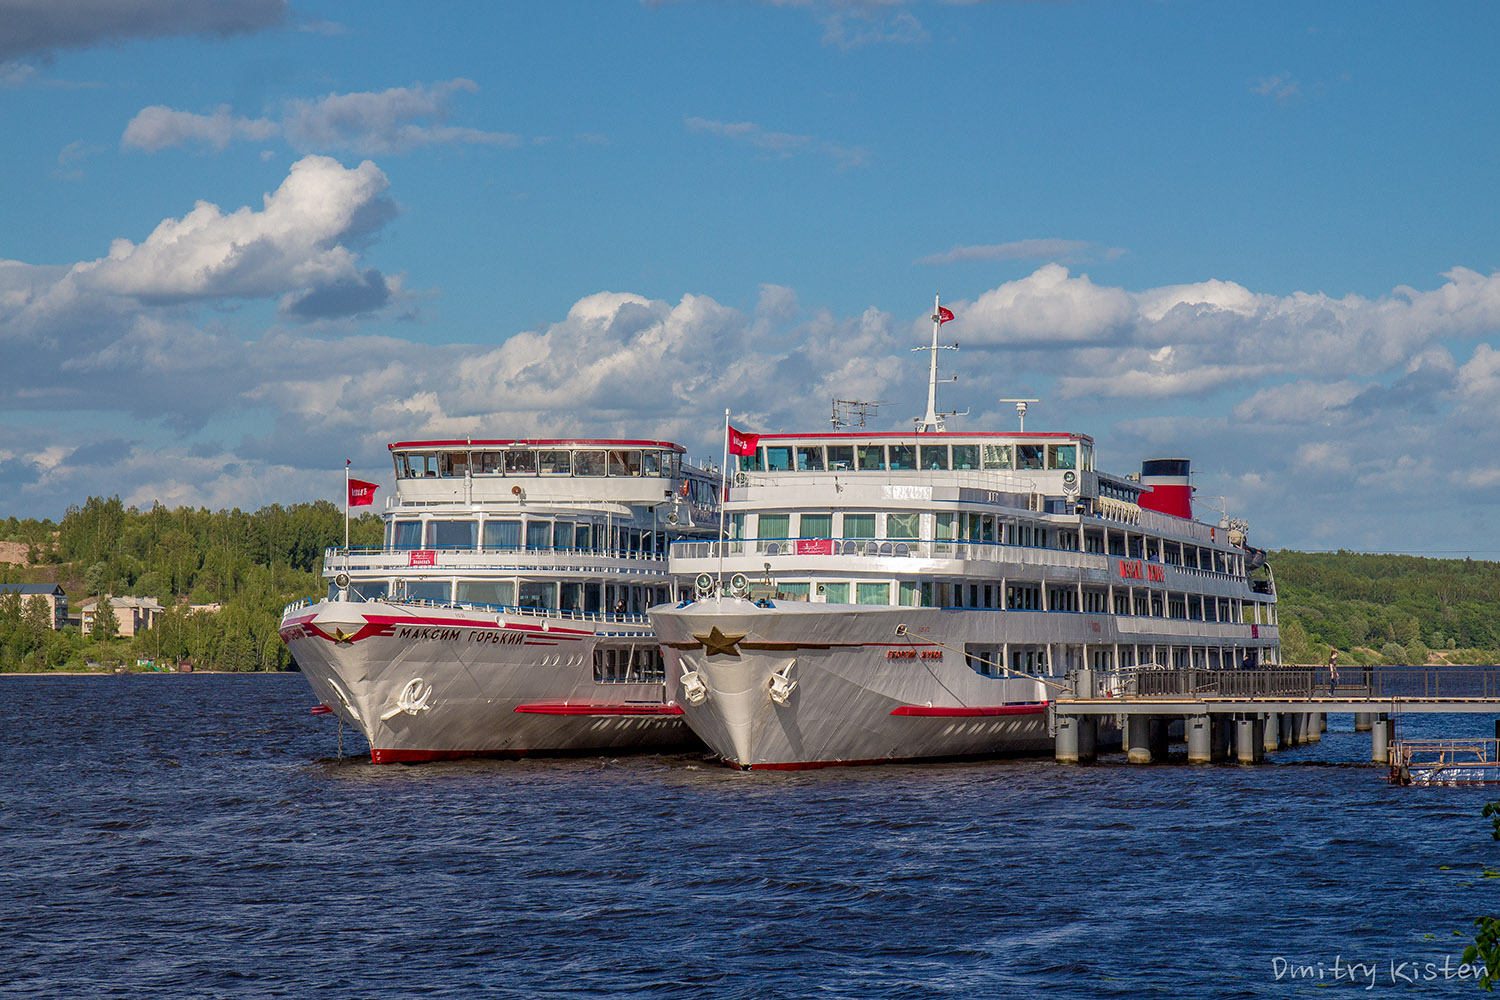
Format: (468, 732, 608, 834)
(1327, 649, 1339, 695)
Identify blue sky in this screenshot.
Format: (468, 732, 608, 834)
(3, 0, 1500, 556)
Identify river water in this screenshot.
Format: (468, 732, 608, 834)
(2, 673, 1497, 998)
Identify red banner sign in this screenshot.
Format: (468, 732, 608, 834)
(1118, 559, 1165, 583)
(408, 550, 436, 567)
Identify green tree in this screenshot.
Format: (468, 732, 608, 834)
(91, 598, 119, 642)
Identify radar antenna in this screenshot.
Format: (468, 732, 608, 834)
(997, 398, 1041, 433)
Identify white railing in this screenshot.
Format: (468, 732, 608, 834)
(324, 546, 669, 577)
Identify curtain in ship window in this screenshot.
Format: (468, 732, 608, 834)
(483, 520, 520, 549)
(857, 582, 890, 605)
(776, 583, 810, 601)
(405, 581, 450, 603)
(553, 522, 575, 550)
(456, 581, 514, 606)
(885, 512, 919, 539)
(983, 444, 1013, 470)
(526, 521, 552, 549)
(843, 514, 875, 539)
(757, 514, 790, 539)
(899, 581, 918, 606)
(393, 521, 422, 549)
(799, 513, 832, 538)
(429, 520, 477, 549)
(519, 582, 556, 609)
(821, 582, 849, 603)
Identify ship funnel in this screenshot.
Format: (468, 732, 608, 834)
(1137, 458, 1193, 519)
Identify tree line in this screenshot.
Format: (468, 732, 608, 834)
(0, 496, 379, 671)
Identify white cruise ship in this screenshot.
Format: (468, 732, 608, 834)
(279, 438, 721, 762)
(648, 304, 1280, 769)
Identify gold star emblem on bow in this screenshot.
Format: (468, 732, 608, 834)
(693, 626, 747, 657)
(331, 627, 355, 644)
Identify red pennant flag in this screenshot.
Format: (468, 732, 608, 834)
(937, 306, 954, 325)
(728, 424, 760, 456)
(348, 478, 379, 507)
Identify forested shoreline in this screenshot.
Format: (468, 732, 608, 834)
(1, 499, 1497, 670)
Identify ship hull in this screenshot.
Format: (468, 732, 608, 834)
(649, 597, 1061, 769)
(280, 600, 695, 762)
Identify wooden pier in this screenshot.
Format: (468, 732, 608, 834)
(1050, 666, 1500, 765)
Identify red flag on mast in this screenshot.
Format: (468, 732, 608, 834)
(937, 306, 954, 324)
(728, 425, 759, 456)
(348, 479, 379, 507)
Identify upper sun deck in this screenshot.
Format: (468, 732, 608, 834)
(386, 438, 721, 511)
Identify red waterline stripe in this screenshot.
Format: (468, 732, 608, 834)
(512, 702, 685, 716)
(888, 702, 1048, 717)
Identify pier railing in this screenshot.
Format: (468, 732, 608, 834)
(1112, 666, 1500, 700)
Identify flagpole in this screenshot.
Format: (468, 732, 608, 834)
(718, 408, 730, 594)
(344, 460, 350, 553)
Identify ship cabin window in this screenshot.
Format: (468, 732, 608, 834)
(799, 513, 832, 538)
(428, 520, 477, 549)
(526, 521, 552, 549)
(399, 452, 437, 477)
(519, 581, 556, 610)
(1047, 444, 1076, 470)
(888, 444, 917, 470)
(609, 450, 641, 476)
(827, 445, 854, 470)
(1084, 531, 1105, 554)
(484, 519, 520, 549)
(729, 513, 745, 539)
(393, 520, 422, 549)
(1080, 441, 1094, 471)
(594, 645, 666, 684)
(886, 512, 919, 540)
(757, 513, 790, 540)
(900, 580, 919, 606)
(404, 581, 450, 603)
(918, 444, 948, 470)
(843, 513, 875, 539)
(574, 523, 593, 550)
(777, 583, 811, 601)
(457, 581, 514, 606)
(476, 451, 503, 475)
(536, 450, 570, 475)
(1017, 444, 1044, 470)
(554, 522, 575, 550)
(641, 450, 662, 476)
(501, 450, 533, 475)
(821, 582, 848, 603)
(857, 444, 886, 471)
(857, 582, 890, 605)
(983, 444, 1013, 470)
(350, 580, 388, 601)
(765, 446, 793, 471)
(952, 444, 979, 470)
(439, 452, 467, 477)
(575, 450, 607, 476)
(935, 512, 955, 541)
(738, 449, 765, 472)
(796, 445, 825, 471)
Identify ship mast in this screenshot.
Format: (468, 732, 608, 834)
(914, 293, 960, 433)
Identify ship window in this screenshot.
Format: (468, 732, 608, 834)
(1080, 441, 1094, 471)
(729, 513, 745, 540)
(900, 580, 919, 606)
(886, 512, 919, 540)
(594, 645, 666, 684)
(574, 450, 606, 476)
(1047, 444, 1076, 470)
(609, 450, 641, 476)
(951, 444, 979, 470)
(554, 522, 575, 550)
(935, 512, 955, 540)
(428, 520, 477, 549)
(757, 513, 790, 540)
(560, 582, 584, 612)
(796, 445, 825, 471)
(821, 582, 848, 603)
(526, 521, 552, 549)
(857, 445, 886, 471)
(918, 444, 949, 470)
(640, 451, 662, 476)
(738, 449, 765, 472)
(477, 451, 503, 475)
(457, 581, 514, 606)
(406, 452, 437, 477)
(983, 444, 1013, 470)
(483, 519, 520, 549)
(1017, 445, 1044, 470)
(888, 444, 917, 470)
(538, 450, 570, 475)
(776, 583, 810, 601)
(765, 446, 793, 471)
(574, 523, 593, 550)
(843, 513, 875, 539)
(393, 520, 422, 549)
(857, 582, 890, 605)
(505, 450, 537, 475)
(395, 454, 414, 478)
(800, 513, 831, 538)
(519, 582, 556, 610)
(350, 580, 388, 601)
(441, 452, 469, 477)
(404, 581, 450, 603)
(827, 445, 854, 470)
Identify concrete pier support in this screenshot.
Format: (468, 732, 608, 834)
(1055, 714, 1098, 763)
(1371, 714, 1393, 764)
(1126, 715, 1153, 764)
(1291, 713, 1306, 745)
(1355, 712, 1373, 732)
(1186, 713, 1212, 764)
(1280, 712, 1294, 748)
(1148, 718, 1170, 762)
(1306, 713, 1322, 742)
(1056, 714, 1079, 763)
(1237, 716, 1265, 764)
(1320, 713, 1328, 734)
(1263, 712, 1281, 752)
